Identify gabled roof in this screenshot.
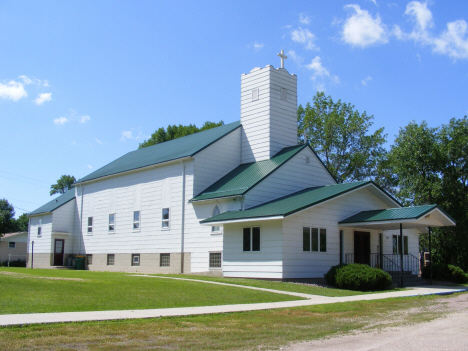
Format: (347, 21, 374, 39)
(191, 144, 307, 202)
(339, 205, 456, 226)
(76, 121, 241, 184)
(29, 190, 76, 216)
(0, 232, 28, 240)
(201, 180, 378, 223)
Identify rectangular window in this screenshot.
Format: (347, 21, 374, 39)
(243, 227, 260, 252)
(108, 214, 115, 232)
(107, 254, 115, 265)
(280, 87, 287, 101)
(303, 227, 327, 253)
(132, 254, 140, 266)
(160, 253, 170, 267)
(38, 218, 42, 237)
(87, 217, 93, 233)
(303, 227, 310, 251)
(210, 252, 222, 268)
(9, 242, 15, 249)
(133, 211, 140, 230)
(393, 235, 409, 255)
(86, 254, 93, 265)
(162, 208, 170, 228)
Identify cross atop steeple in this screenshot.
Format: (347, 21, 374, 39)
(277, 50, 287, 69)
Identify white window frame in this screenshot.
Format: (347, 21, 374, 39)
(108, 213, 115, 233)
(243, 226, 261, 252)
(9, 242, 16, 249)
(211, 205, 221, 234)
(133, 211, 140, 231)
(162, 208, 170, 229)
(209, 252, 222, 269)
(87, 217, 93, 234)
(37, 218, 42, 237)
(303, 227, 327, 253)
(132, 254, 140, 266)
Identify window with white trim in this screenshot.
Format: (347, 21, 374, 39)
(210, 252, 222, 268)
(133, 211, 140, 230)
(303, 227, 327, 252)
(211, 205, 221, 233)
(243, 227, 260, 251)
(132, 254, 140, 266)
(37, 218, 42, 237)
(392, 235, 408, 255)
(9, 242, 15, 249)
(87, 217, 93, 234)
(108, 214, 115, 232)
(162, 208, 170, 229)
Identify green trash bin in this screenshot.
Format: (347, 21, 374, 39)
(75, 256, 85, 270)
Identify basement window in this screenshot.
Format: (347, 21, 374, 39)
(160, 253, 170, 267)
(107, 254, 115, 266)
(209, 252, 222, 268)
(87, 254, 93, 265)
(132, 254, 140, 266)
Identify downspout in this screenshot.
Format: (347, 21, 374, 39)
(79, 184, 84, 255)
(179, 160, 186, 274)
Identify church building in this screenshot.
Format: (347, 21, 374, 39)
(27, 53, 455, 279)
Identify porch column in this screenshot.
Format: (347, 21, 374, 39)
(400, 223, 404, 288)
(428, 226, 432, 285)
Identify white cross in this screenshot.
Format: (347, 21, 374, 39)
(277, 50, 287, 69)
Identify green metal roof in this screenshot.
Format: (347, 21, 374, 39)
(29, 190, 76, 216)
(201, 181, 373, 223)
(76, 121, 241, 184)
(191, 144, 307, 202)
(338, 205, 455, 224)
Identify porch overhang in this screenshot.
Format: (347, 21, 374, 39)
(339, 205, 456, 232)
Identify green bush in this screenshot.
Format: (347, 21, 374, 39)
(334, 264, 392, 291)
(324, 264, 348, 286)
(0, 259, 26, 267)
(421, 263, 468, 284)
(447, 265, 468, 284)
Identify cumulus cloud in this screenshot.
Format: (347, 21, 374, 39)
(286, 50, 304, 66)
(253, 42, 264, 50)
(120, 130, 146, 142)
(18, 75, 49, 87)
(361, 76, 373, 86)
(0, 80, 28, 101)
(291, 27, 319, 50)
(34, 93, 52, 105)
(80, 115, 91, 123)
(306, 56, 330, 78)
(54, 116, 68, 125)
(341, 4, 389, 47)
(397, 1, 468, 60)
(299, 13, 311, 25)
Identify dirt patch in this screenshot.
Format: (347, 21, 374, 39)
(0, 271, 85, 281)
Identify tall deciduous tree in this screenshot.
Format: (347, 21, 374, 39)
(385, 117, 468, 268)
(0, 199, 15, 235)
(298, 92, 387, 183)
(13, 213, 29, 232)
(138, 121, 224, 149)
(50, 175, 76, 196)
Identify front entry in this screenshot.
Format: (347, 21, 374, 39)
(53, 239, 65, 266)
(354, 231, 370, 265)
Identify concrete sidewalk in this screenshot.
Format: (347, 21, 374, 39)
(1, 277, 466, 327)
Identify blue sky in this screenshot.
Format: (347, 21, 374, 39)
(1, 0, 467, 217)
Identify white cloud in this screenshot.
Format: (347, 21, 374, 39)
(80, 115, 91, 123)
(367, 0, 377, 6)
(34, 93, 52, 105)
(361, 76, 373, 85)
(54, 116, 68, 125)
(286, 50, 304, 66)
(398, 1, 468, 60)
(314, 83, 326, 92)
(341, 4, 389, 47)
(87, 164, 93, 169)
(291, 27, 319, 50)
(120, 131, 133, 141)
(120, 129, 147, 142)
(299, 13, 311, 25)
(253, 42, 264, 51)
(0, 80, 28, 101)
(18, 75, 49, 87)
(305, 56, 330, 79)
(95, 138, 103, 145)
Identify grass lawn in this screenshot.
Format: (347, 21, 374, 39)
(154, 274, 385, 297)
(0, 268, 304, 314)
(0, 293, 455, 351)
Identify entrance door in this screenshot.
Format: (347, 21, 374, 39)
(354, 231, 370, 265)
(53, 239, 65, 266)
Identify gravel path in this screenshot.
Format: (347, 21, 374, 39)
(282, 293, 468, 351)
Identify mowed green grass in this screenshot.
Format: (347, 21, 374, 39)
(156, 274, 375, 297)
(0, 268, 304, 314)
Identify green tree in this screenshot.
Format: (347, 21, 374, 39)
(298, 92, 387, 183)
(0, 199, 15, 235)
(50, 175, 76, 196)
(138, 121, 224, 149)
(385, 117, 468, 268)
(13, 213, 29, 232)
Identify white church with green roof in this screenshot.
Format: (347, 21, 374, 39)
(27, 53, 455, 280)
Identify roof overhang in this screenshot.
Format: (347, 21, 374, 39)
(339, 207, 456, 232)
(190, 195, 244, 203)
(200, 215, 284, 226)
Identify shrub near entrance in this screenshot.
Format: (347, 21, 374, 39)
(334, 264, 392, 291)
